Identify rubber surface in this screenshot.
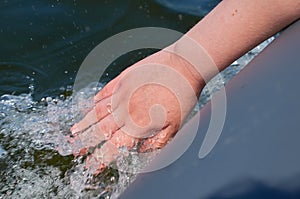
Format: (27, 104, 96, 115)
(120, 20, 300, 199)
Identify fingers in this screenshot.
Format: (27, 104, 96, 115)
(139, 126, 174, 153)
(86, 141, 118, 174)
(85, 126, 174, 175)
(70, 114, 124, 156)
(68, 124, 105, 156)
(74, 75, 122, 136)
(71, 97, 112, 134)
(110, 129, 138, 149)
(85, 129, 138, 174)
(94, 75, 121, 102)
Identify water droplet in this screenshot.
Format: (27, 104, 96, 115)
(159, 132, 167, 139)
(110, 176, 116, 183)
(103, 130, 112, 139)
(45, 97, 52, 102)
(0, 145, 7, 159)
(95, 150, 104, 160)
(85, 26, 90, 32)
(118, 146, 129, 157)
(178, 14, 183, 21)
(106, 103, 112, 114)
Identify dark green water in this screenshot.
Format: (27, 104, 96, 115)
(0, 0, 204, 99)
(0, 0, 272, 198)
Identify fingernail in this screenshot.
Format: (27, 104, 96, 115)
(71, 124, 79, 134)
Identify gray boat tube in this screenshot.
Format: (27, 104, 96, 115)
(120, 20, 300, 199)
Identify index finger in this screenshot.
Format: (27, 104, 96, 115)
(71, 97, 112, 134)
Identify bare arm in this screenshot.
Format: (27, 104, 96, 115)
(186, 0, 300, 73)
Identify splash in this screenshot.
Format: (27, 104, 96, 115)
(0, 83, 141, 199)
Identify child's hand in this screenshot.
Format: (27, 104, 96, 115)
(69, 50, 201, 174)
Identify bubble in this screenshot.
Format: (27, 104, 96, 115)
(103, 129, 113, 140)
(118, 146, 129, 157)
(0, 145, 7, 159)
(106, 103, 112, 114)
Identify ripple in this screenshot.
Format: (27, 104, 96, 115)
(0, 62, 47, 96)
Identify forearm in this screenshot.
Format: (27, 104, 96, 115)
(129, 0, 300, 99)
(184, 0, 300, 77)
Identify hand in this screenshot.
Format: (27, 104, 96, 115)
(69, 49, 203, 174)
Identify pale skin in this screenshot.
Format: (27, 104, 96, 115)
(68, 0, 300, 173)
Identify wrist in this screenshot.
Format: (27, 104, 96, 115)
(164, 36, 218, 93)
(128, 45, 207, 97)
(159, 48, 205, 97)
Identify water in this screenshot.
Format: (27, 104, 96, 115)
(0, 0, 274, 198)
(0, 83, 143, 198)
(0, 145, 6, 159)
(0, 37, 273, 198)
